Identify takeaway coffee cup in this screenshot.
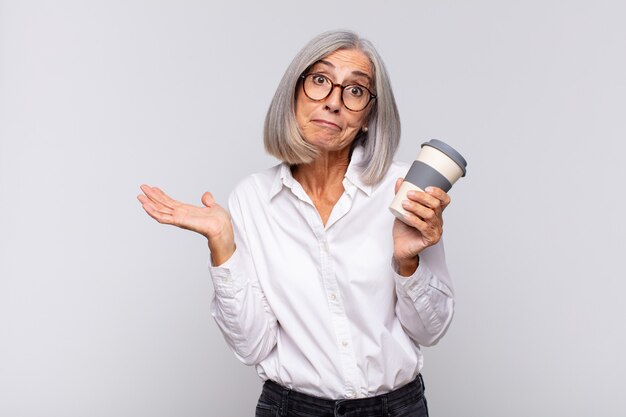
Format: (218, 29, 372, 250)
(389, 139, 467, 223)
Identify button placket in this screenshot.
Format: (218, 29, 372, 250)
(290, 180, 362, 398)
(316, 229, 361, 397)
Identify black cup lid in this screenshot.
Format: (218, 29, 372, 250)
(421, 139, 468, 177)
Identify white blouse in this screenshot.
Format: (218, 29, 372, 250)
(208, 146, 454, 400)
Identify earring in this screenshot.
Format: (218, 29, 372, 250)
(362, 126, 368, 132)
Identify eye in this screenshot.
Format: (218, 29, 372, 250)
(346, 85, 365, 97)
(312, 74, 328, 85)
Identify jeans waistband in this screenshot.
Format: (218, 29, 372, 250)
(260, 375, 424, 414)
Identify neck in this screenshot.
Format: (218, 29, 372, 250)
(292, 147, 352, 198)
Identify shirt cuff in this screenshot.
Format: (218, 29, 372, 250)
(392, 257, 433, 303)
(208, 249, 248, 297)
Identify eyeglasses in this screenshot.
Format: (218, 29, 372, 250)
(300, 73, 376, 112)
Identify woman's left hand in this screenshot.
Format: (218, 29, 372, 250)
(392, 178, 451, 274)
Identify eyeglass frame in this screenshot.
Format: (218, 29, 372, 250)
(299, 73, 377, 112)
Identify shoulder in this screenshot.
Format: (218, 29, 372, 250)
(375, 159, 411, 188)
(356, 158, 411, 201)
(389, 158, 411, 175)
(228, 164, 282, 208)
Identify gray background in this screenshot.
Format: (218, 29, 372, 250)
(1, 1, 625, 416)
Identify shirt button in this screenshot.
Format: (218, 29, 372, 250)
(342, 340, 348, 347)
(330, 293, 336, 301)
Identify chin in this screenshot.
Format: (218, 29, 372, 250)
(313, 143, 353, 155)
(303, 130, 354, 153)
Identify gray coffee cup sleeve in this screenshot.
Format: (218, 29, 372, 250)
(404, 160, 453, 192)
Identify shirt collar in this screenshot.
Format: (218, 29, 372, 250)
(268, 163, 295, 200)
(343, 145, 373, 197)
(268, 145, 373, 200)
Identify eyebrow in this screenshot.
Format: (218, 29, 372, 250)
(315, 60, 373, 84)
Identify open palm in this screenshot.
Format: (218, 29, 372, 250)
(137, 184, 232, 240)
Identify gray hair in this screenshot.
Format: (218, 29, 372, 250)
(263, 30, 401, 185)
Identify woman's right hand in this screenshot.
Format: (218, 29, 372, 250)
(137, 184, 235, 264)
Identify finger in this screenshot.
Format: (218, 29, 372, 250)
(140, 184, 176, 210)
(425, 187, 451, 208)
(402, 199, 437, 222)
(139, 184, 168, 206)
(140, 196, 174, 216)
(402, 209, 429, 233)
(407, 190, 441, 211)
(140, 200, 174, 224)
(137, 194, 149, 205)
(201, 191, 215, 207)
(403, 211, 442, 244)
(137, 194, 173, 215)
(152, 186, 179, 209)
(394, 177, 404, 194)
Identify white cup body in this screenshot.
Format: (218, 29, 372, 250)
(389, 181, 424, 221)
(389, 142, 466, 224)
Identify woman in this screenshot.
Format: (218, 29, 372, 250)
(138, 30, 454, 417)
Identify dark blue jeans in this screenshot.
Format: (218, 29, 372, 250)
(255, 375, 429, 417)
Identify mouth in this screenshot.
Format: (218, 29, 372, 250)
(311, 119, 341, 130)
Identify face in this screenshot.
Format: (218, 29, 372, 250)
(295, 49, 374, 153)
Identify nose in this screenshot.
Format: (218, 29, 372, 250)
(324, 85, 343, 113)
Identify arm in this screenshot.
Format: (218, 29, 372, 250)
(137, 184, 278, 365)
(393, 240, 454, 347)
(391, 179, 455, 346)
(208, 192, 279, 365)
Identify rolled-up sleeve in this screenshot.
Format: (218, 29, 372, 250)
(393, 239, 455, 347)
(208, 193, 278, 366)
